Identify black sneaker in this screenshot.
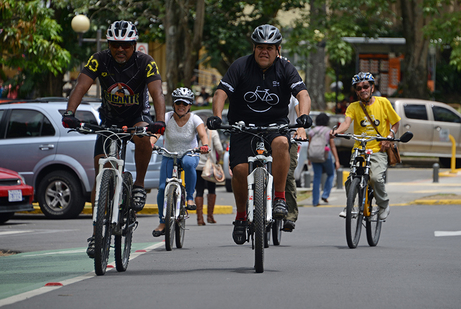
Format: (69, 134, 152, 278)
(232, 220, 248, 245)
(282, 220, 295, 232)
(86, 236, 95, 259)
(273, 199, 288, 220)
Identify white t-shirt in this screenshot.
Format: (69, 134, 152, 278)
(163, 111, 203, 156)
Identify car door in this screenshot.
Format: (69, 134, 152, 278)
(430, 103, 461, 156)
(0, 108, 58, 186)
(398, 102, 434, 155)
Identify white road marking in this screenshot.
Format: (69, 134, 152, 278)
(434, 231, 461, 237)
(0, 230, 34, 236)
(0, 242, 164, 308)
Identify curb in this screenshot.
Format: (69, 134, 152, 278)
(24, 203, 234, 215)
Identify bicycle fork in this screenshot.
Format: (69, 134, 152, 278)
(247, 167, 273, 223)
(93, 157, 124, 228)
(163, 181, 183, 220)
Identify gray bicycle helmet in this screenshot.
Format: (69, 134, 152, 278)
(251, 24, 282, 46)
(351, 72, 375, 87)
(172, 87, 195, 105)
(106, 20, 138, 42)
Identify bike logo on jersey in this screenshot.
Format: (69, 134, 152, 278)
(244, 86, 280, 113)
(104, 83, 140, 106)
(360, 115, 380, 128)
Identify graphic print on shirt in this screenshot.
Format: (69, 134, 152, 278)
(243, 86, 280, 112)
(360, 114, 380, 128)
(104, 82, 140, 107)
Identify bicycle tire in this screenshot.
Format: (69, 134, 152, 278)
(115, 172, 134, 272)
(272, 219, 283, 246)
(164, 185, 177, 251)
(254, 167, 266, 273)
(175, 187, 186, 248)
(346, 177, 364, 249)
(366, 190, 382, 246)
(94, 169, 115, 275)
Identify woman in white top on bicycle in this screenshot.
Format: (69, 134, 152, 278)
(152, 88, 209, 237)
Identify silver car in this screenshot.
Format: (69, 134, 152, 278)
(0, 99, 162, 218)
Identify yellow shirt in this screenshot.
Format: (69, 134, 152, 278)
(345, 97, 401, 153)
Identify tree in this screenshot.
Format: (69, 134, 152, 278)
(0, 0, 71, 98)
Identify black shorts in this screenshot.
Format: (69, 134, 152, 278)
(94, 114, 153, 157)
(229, 131, 291, 170)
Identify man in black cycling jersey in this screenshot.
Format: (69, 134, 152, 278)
(207, 24, 312, 245)
(62, 20, 166, 258)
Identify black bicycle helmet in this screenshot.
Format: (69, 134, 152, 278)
(351, 72, 375, 88)
(106, 20, 138, 42)
(251, 24, 282, 46)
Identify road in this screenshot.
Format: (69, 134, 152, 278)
(1, 167, 461, 309)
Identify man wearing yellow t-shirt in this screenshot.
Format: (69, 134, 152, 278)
(331, 72, 401, 220)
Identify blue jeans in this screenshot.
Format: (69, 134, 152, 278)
(312, 152, 335, 206)
(157, 155, 199, 223)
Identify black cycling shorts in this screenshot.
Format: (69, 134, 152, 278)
(229, 131, 291, 170)
(94, 114, 153, 157)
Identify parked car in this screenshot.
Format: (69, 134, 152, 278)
(0, 167, 34, 224)
(0, 98, 162, 219)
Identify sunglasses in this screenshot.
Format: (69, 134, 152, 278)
(109, 42, 134, 49)
(356, 85, 370, 91)
(174, 101, 190, 106)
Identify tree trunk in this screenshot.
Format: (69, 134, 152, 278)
(165, 0, 181, 105)
(183, 0, 205, 89)
(400, 0, 430, 99)
(306, 47, 326, 110)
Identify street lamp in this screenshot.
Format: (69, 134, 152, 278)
(71, 15, 90, 46)
(71, 14, 103, 98)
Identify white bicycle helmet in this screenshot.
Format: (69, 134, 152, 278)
(251, 24, 283, 46)
(172, 87, 195, 105)
(106, 20, 138, 42)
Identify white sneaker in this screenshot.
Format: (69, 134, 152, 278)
(379, 205, 390, 220)
(339, 207, 347, 218)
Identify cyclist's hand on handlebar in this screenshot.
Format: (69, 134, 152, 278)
(207, 116, 222, 130)
(148, 121, 166, 135)
(199, 145, 210, 154)
(62, 113, 81, 129)
(296, 114, 313, 128)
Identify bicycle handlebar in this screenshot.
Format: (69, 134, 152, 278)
(217, 121, 309, 134)
(152, 145, 201, 157)
(335, 131, 413, 143)
(72, 122, 150, 136)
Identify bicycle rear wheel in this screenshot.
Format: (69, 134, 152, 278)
(272, 219, 283, 246)
(165, 186, 177, 251)
(346, 177, 364, 249)
(94, 170, 115, 275)
(366, 191, 382, 246)
(175, 187, 186, 248)
(115, 172, 134, 272)
(254, 167, 266, 273)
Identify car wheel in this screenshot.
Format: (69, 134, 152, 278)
(37, 170, 86, 219)
(0, 212, 15, 224)
(225, 179, 233, 192)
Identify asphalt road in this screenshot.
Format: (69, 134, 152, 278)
(1, 166, 461, 309)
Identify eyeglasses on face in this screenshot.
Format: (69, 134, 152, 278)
(356, 84, 370, 91)
(174, 101, 190, 106)
(109, 42, 134, 49)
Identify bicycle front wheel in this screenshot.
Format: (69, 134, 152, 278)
(165, 186, 177, 251)
(254, 167, 266, 273)
(115, 172, 134, 272)
(175, 187, 186, 248)
(366, 191, 382, 246)
(272, 219, 283, 246)
(94, 169, 116, 275)
(346, 177, 364, 249)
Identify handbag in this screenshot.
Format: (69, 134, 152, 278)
(359, 102, 401, 166)
(201, 130, 226, 183)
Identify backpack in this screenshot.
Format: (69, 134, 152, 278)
(308, 127, 329, 163)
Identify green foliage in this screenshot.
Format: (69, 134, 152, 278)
(0, 0, 71, 76)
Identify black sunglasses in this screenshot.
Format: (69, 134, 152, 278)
(356, 84, 370, 91)
(109, 42, 134, 49)
(174, 101, 190, 106)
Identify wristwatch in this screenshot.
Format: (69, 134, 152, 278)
(63, 110, 74, 117)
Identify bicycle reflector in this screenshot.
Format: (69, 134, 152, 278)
(366, 149, 373, 155)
